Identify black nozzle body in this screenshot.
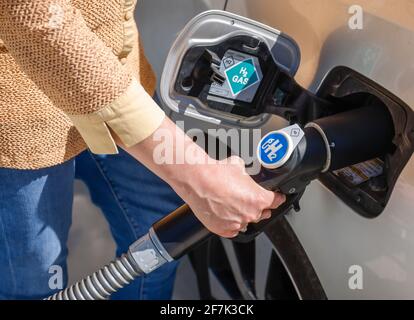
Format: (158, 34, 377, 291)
(152, 204, 210, 260)
(310, 104, 394, 171)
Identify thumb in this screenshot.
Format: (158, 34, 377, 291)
(265, 191, 286, 209)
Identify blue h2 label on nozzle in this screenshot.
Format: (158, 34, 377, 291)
(258, 132, 289, 168)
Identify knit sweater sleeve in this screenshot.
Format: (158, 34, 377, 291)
(0, 0, 165, 154)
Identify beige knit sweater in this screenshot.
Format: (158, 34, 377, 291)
(0, 0, 164, 169)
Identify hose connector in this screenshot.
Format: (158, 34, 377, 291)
(128, 227, 173, 274)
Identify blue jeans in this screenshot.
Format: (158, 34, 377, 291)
(0, 149, 184, 300)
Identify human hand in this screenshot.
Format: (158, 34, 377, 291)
(121, 117, 286, 238)
(171, 156, 286, 238)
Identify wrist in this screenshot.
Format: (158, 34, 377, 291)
(163, 145, 215, 193)
(119, 115, 216, 197)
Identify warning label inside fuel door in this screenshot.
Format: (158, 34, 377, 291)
(208, 49, 263, 103)
(333, 158, 384, 186)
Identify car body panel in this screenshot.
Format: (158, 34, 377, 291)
(227, 0, 414, 299)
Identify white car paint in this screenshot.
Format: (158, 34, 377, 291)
(226, 0, 414, 299)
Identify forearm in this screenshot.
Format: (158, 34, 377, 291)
(116, 116, 211, 192)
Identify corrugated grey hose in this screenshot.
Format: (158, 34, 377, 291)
(47, 229, 171, 300)
(47, 252, 143, 300)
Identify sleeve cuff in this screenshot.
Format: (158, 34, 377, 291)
(68, 78, 166, 154)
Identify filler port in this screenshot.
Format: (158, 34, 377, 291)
(314, 66, 413, 218)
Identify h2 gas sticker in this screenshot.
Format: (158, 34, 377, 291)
(225, 58, 259, 95)
(208, 49, 263, 103)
